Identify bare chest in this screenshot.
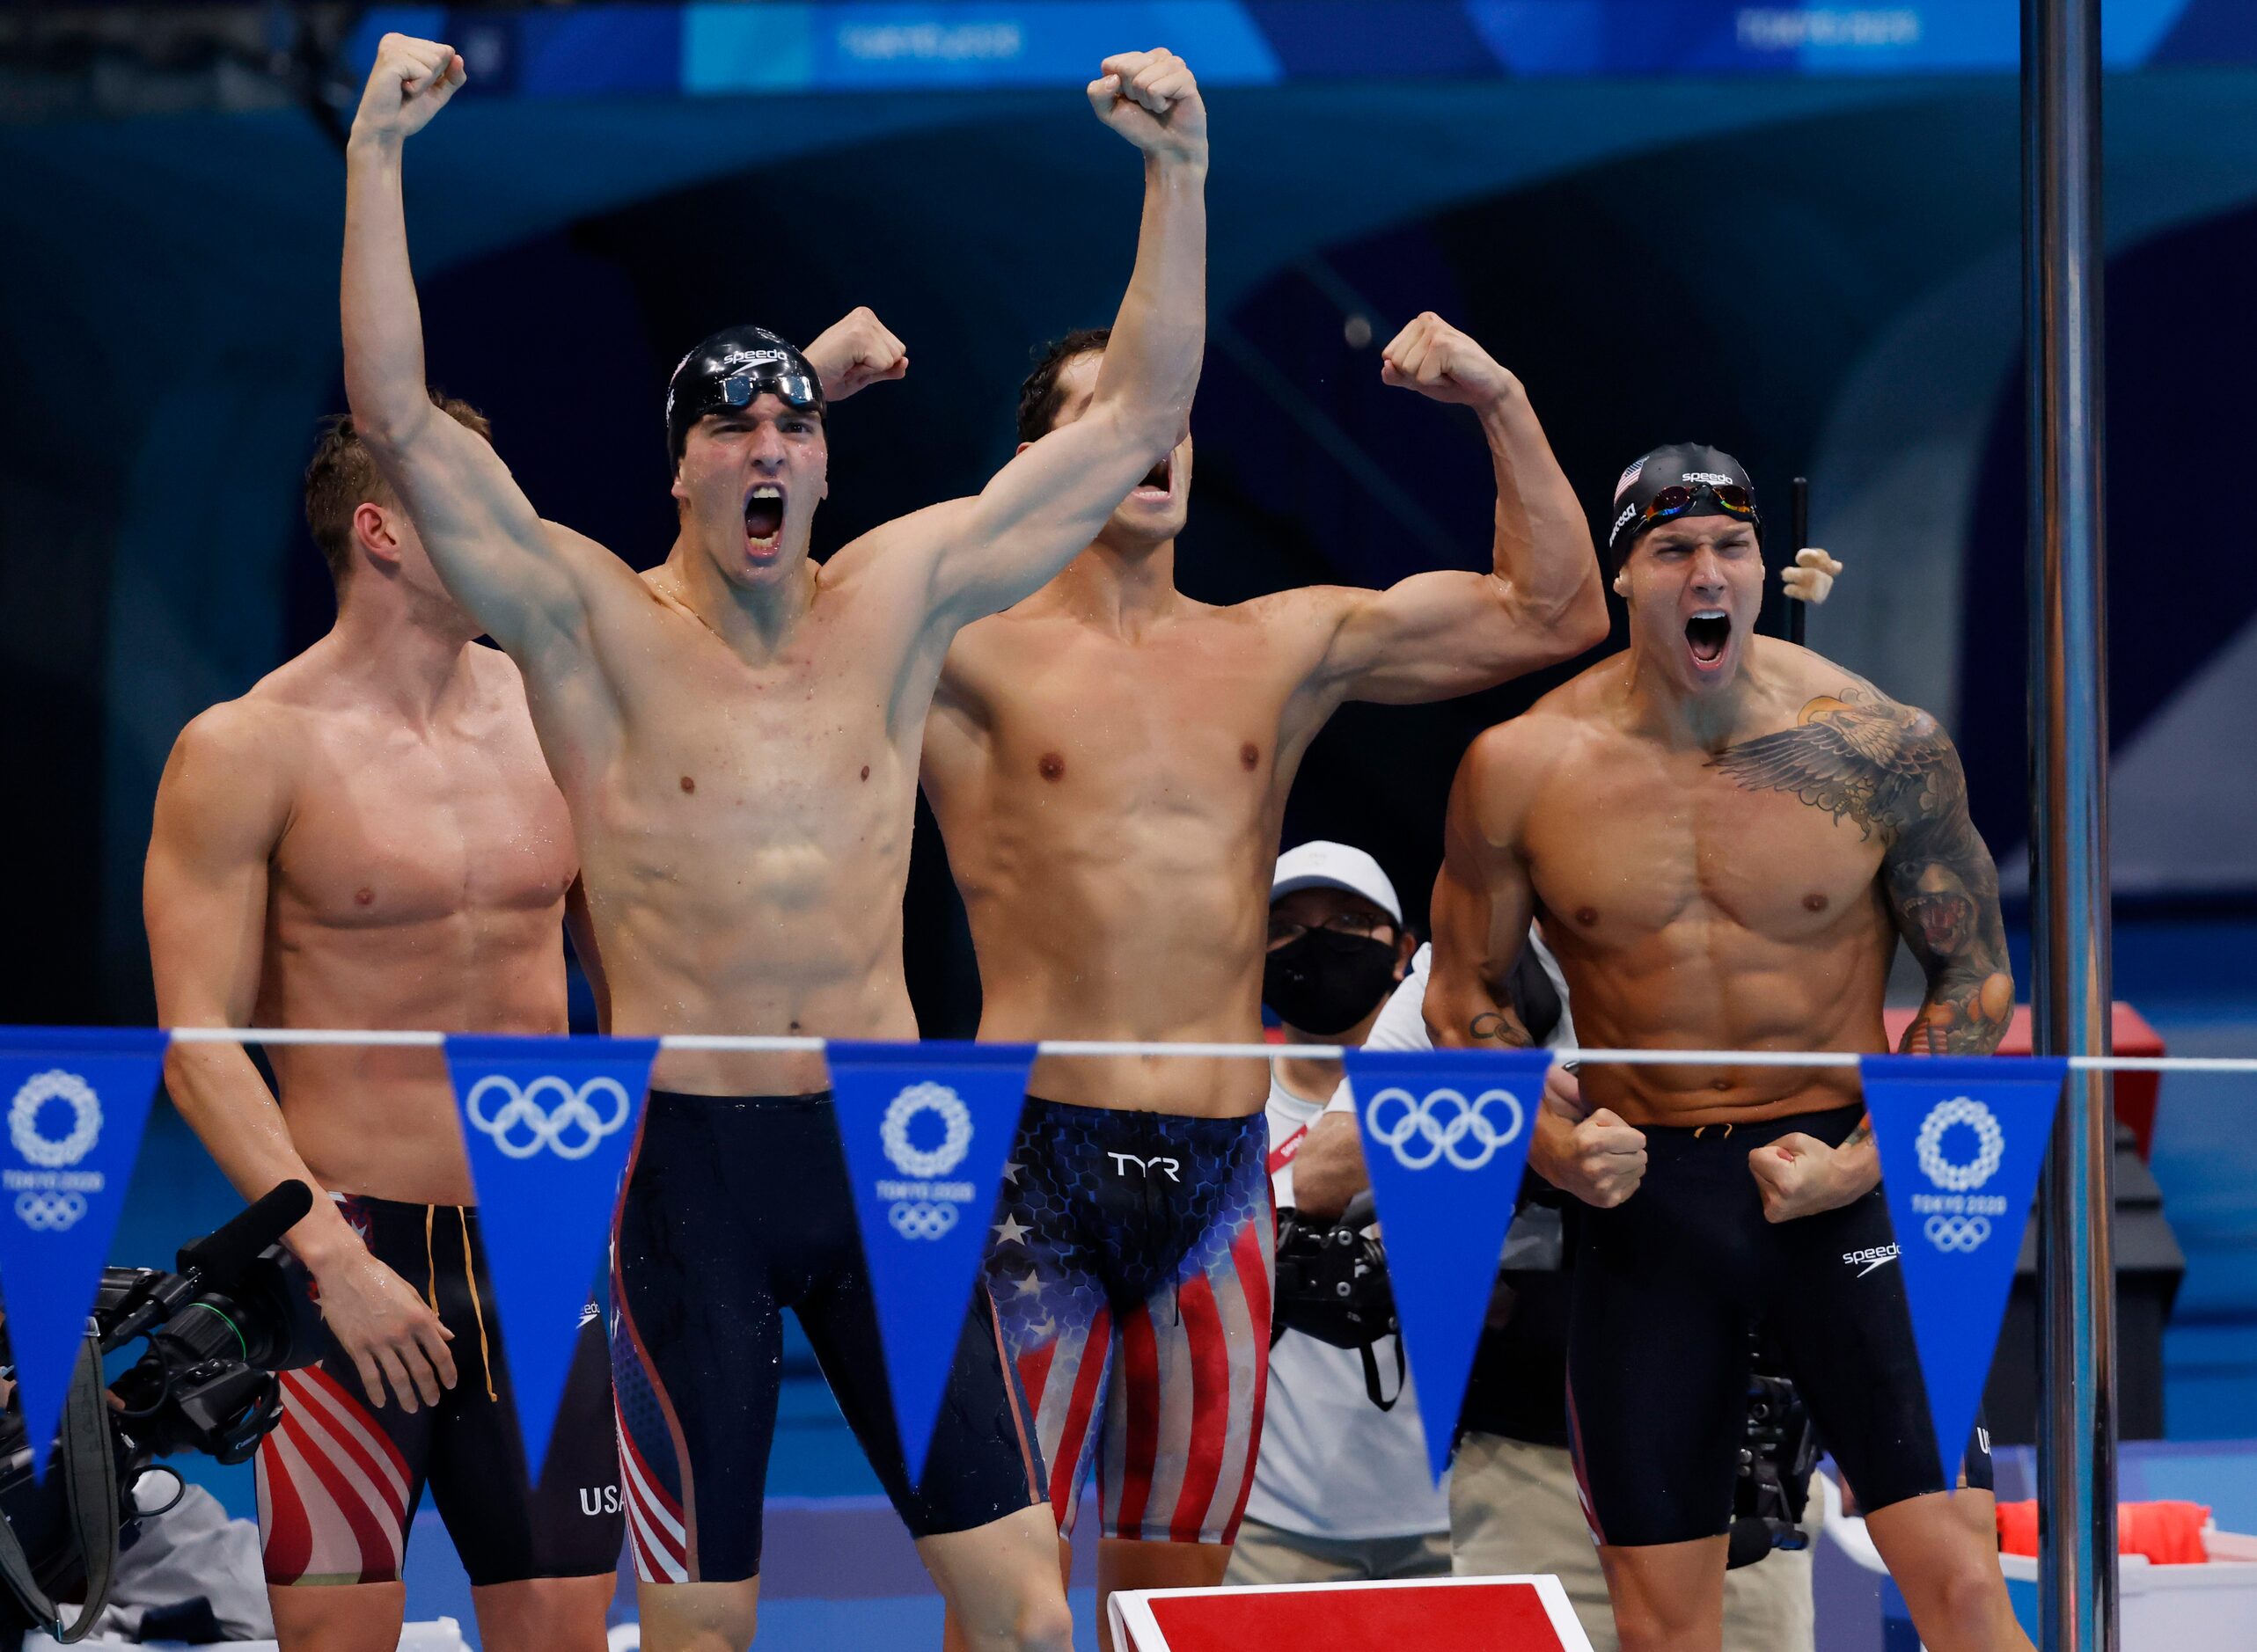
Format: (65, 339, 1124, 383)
(277, 719, 576, 930)
(952, 625, 1295, 834)
(1525, 755, 1889, 947)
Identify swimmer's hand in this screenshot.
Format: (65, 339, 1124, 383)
(803, 307, 909, 403)
(1381, 313, 1523, 410)
(1748, 1129, 1876, 1222)
(1088, 49, 1207, 165)
(351, 33, 467, 148)
(1780, 547, 1843, 607)
(1529, 1064, 1647, 1209)
(303, 1232, 458, 1414)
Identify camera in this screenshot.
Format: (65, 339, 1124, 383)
(0, 1182, 324, 1643)
(1727, 1334, 1821, 1571)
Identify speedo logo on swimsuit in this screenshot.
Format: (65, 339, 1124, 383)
(1843, 1244, 1900, 1277)
(1108, 1152, 1183, 1181)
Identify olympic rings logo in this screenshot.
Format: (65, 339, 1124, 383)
(15, 1191, 88, 1232)
(464, 1074, 633, 1160)
(880, 1083, 972, 1179)
(1364, 1085, 1526, 1172)
(1915, 1097, 2005, 1192)
(1924, 1214, 1993, 1253)
(888, 1200, 958, 1242)
(10, 1071, 102, 1169)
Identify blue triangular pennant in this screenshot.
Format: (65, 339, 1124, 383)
(1342, 1046, 1549, 1483)
(444, 1034, 656, 1483)
(0, 1027, 168, 1477)
(828, 1041, 1034, 1487)
(1864, 1054, 2067, 1484)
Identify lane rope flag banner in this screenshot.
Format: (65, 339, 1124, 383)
(0, 1027, 169, 1477)
(828, 1041, 1037, 1488)
(1340, 1046, 1550, 1484)
(1862, 1054, 2067, 1483)
(443, 1034, 658, 1484)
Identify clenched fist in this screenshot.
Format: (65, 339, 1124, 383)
(1381, 313, 1521, 410)
(351, 33, 465, 149)
(1780, 547, 1844, 606)
(803, 307, 908, 403)
(1529, 1064, 1647, 1209)
(1088, 49, 1206, 165)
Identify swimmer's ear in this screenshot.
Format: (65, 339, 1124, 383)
(1015, 441, 1034, 457)
(1611, 568, 1630, 598)
(353, 501, 403, 568)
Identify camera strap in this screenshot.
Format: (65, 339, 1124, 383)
(0, 1333, 120, 1642)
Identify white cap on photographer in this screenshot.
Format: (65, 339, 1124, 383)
(1270, 841, 1402, 924)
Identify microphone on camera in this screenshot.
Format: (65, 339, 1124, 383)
(176, 1180, 314, 1287)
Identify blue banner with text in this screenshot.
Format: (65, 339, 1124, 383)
(1864, 1054, 2067, 1483)
(0, 1027, 169, 1477)
(444, 1034, 658, 1483)
(829, 1041, 1036, 1486)
(1341, 1046, 1549, 1483)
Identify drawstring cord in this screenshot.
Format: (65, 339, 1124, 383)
(458, 1208, 498, 1402)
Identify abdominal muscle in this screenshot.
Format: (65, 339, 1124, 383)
(1550, 917, 1895, 1129)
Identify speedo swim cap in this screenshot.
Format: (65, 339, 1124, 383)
(1606, 442, 1762, 568)
(664, 325, 824, 463)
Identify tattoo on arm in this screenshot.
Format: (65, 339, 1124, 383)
(1709, 686, 2014, 1056)
(1469, 1008, 1535, 1048)
(1843, 1118, 1873, 1151)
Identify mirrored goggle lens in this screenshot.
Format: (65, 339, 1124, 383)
(1641, 482, 1755, 525)
(716, 373, 820, 411)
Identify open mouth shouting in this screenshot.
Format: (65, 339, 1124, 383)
(744, 484, 785, 556)
(1685, 609, 1733, 670)
(1131, 457, 1173, 505)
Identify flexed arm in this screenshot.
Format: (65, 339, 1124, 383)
(910, 49, 1207, 625)
(342, 34, 603, 667)
(1309, 318, 1607, 704)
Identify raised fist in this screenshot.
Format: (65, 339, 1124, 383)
(1381, 313, 1521, 409)
(803, 307, 908, 403)
(351, 33, 465, 147)
(1088, 49, 1206, 164)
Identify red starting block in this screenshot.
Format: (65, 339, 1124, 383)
(1107, 1575, 1596, 1651)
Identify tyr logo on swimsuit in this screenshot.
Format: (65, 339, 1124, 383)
(1106, 1151, 1182, 1181)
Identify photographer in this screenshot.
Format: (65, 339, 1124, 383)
(1225, 844, 1450, 1586)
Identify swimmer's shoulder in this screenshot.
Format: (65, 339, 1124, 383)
(1748, 635, 1939, 732)
(160, 689, 300, 831)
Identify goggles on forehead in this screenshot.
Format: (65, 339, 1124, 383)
(1639, 479, 1756, 532)
(714, 371, 822, 413)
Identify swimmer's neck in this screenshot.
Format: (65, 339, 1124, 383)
(659, 530, 821, 659)
(1616, 634, 1779, 749)
(1042, 534, 1183, 632)
(324, 576, 486, 725)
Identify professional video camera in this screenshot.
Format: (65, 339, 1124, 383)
(1272, 1189, 1404, 1409)
(1727, 1331, 1821, 1571)
(0, 1181, 323, 1644)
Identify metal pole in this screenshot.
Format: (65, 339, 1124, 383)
(2023, 0, 2117, 1648)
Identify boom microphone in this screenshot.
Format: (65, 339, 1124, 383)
(175, 1179, 313, 1287)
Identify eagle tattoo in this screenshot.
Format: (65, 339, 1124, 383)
(1707, 691, 1953, 840)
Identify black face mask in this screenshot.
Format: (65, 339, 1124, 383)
(1263, 931, 1400, 1036)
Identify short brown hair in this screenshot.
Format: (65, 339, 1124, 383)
(1015, 326, 1110, 445)
(304, 393, 492, 587)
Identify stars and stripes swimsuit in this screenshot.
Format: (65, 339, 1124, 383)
(986, 1098, 1274, 1545)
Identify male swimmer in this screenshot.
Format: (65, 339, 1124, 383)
(1425, 445, 2028, 1652)
(336, 32, 1207, 1652)
(920, 315, 1607, 1644)
(144, 399, 622, 1652)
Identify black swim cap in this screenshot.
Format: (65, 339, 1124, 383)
(1606, 442, 1762, 569)
(664, 325, 825, 464)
